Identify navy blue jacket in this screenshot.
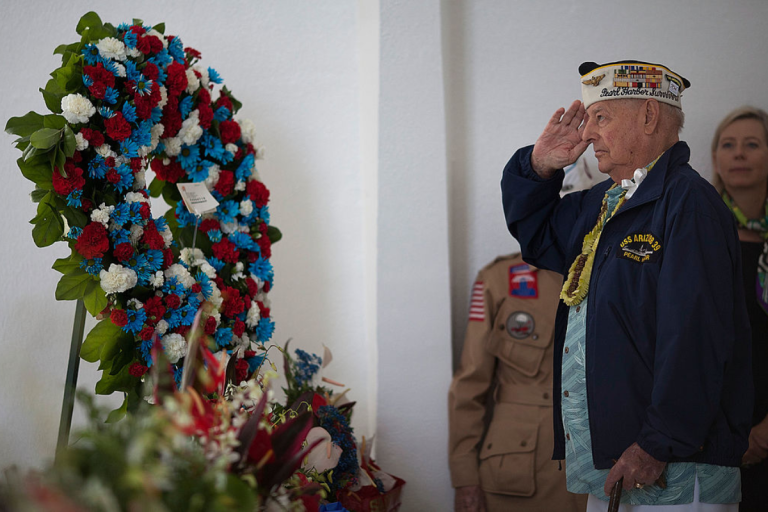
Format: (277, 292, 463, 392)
(501, 142, 752, 469)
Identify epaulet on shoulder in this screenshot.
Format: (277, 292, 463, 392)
(479, 253, 528, 274)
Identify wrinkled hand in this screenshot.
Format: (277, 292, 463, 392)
(743, 415, 768, 467)
(604, 442, 666, 497)
(454, 485, 487, 512)
(530, 100, 590, 179)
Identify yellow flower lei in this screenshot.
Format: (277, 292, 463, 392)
(560, 185, 626, 306)
(560, 155, 662, 306)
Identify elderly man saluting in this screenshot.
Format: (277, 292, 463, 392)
(501, 60, 753, 511)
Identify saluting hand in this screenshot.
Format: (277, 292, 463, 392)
(531, 100, 590, 179)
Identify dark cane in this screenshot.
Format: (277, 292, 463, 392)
(608, 478, 623, 512)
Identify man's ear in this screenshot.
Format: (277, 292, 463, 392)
(643, 99, 660, 135)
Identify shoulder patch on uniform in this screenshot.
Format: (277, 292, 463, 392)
(617, 232, 662, 264)
(468, 281, 485, 322)
(509, 264, 538, 298)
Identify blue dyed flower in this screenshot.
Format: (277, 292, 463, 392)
(132, 76, 154, 96)
(168, 37, 185, 63)
(201, 132, 225, 159)
(82, 74, 94, 88)
(174, 365, 183, 389)
(154, 217, 168, 231)
(128, 202, 143, 224)
(187, 294, 202, 310)
(79, 257, 103, 276)
(119, 139, 140, 159)
(207, 229, 223, 243)
(102, 87, 119, 105)
(294, 349, 322, 387)
(195, 272, 213, 299)
(144, 249, 164, 272)
(131, 120, 153, 147)
(98, 106, 115, 119)
(165, 308, 182, 329)
(125, 60, 141, 81)
(111, 203, 130, 226)
(178, 304, 197, 327)
(175, 202, 197, 229)
(249, 256, 274, 284)
(149, 106, 163, 124)
(122, 102, 137, 123)
(67, 226, 83, 239)
(66, 189, 82, 208)
(236, 154, 255, 181)
(148, 49, 173, 68)
(187, 160, 212, 183)
(229, 232, 255, 251)
(113, 165, 134, 192)
(177, 145, 200, 172)
(110, 228, 131, 245)
(81, 44, 100, 65)
(216, 200, 239, 224)
(162, 276, 187, 298)
(208, 67, 223, 84)
(140, 338, 154, 367)
(254, 317, 275, 343)
(207, 257, 225, 272)
(88, 155, 107, 179)
(214, 106, 230, 121)
(179, 96, 194, 119)
(122, 30, 137, 49)
(255, 206, 270, 224)
(215, 327, 233, 348)
(124, 308, 147, 335)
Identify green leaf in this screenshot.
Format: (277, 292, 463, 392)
(30, 128, 62, 150)
(76, 12, 103, 36)
(22, 144, 40, 162)
(82, 280, 107, 317)
(95, 360, 136, 395)
(152, 22, 165, 34)
(61, 126, 77, 157)
(30, 188, 49, 203)
(267, 225, 282, 244)
(81, 318, 123, 363)
(40, 88, 63, 114)
(161, 181, 182, 204)
(59, 204, 88, 230)
(17, 156, 53, 188)
(222, 87, 242, 114)
(148, 177, 165, 198)
(43, 115, 67, 130)
(55, 269, 92, 301)
(105, 396, 127, 423)
(5, 111, 44, 137)
(52, 251, 84, 274)
(30, 202, 63, 247)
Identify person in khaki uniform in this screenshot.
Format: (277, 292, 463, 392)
(449, 253, 587, 512)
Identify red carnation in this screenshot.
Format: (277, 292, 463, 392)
(263, 281, 271, 293)
(130, 158, 143, 172)
(215, 170, 235, 196)
(150, 158, 185, 184)
(129, 25, 146, 36)
(139, 203, 151, 220)
(81, 198, 94, 212)
(165, 62, 188, 97)
(161, 98, 182, 137)
(197, 102, 213, 130)
(142, 222, 165, 250)
(197, 88, 211, 104)
(162, 248, 174, 269)
(135, 36, 151, 55)
(219, 120, 241, 145)
(83, 63, 115, 99)
(191, 283, 202, 294)
(129, 362, 149, 377)
(257, 235, 272, 259)
(233, 319, 246, 337)
(248, 251, 258, 263)
(245, 278, 258, 297)
(139, 326, 155, 341)
(72, 151, 83, 163)
(204, 316, 217, 335)
(221, 287, 245, 318)
(165, 294, 181, 310)
(235, 358, 249, 384)
(146, 35, 163, 54)
(257, 301, 271, 318)
(185, 46, 202, 60)
(110, 309, 128, 328)
(143, 62, 160, 81)
(144, 297, 166, 325)
(113, 242, 134, 261)
(52, 163, 85, 196)
(75, 222, 110, 259)
(200, 219, 220, 233)
(215, 91, 233, 112)
(134, 84, 162, 120)
(246, 179, 270, 208)
(79, 128, 104, 148)
(106, 169, 121, 184)
(176, 325, 191, 337)
(212, 238, 239, 264)
(104, 113, 132, 142)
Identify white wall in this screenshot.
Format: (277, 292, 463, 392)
(2, 1, 768, 510)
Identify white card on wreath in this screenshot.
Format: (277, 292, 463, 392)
(177, 182, 219, 216)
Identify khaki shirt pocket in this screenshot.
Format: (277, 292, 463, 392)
(486, 299, 554, 377)
(478, 406, 539, 496)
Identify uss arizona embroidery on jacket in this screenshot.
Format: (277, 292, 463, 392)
(618, 232, 662, 263)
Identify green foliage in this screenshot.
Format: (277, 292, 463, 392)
(267, 225, 283, 244)
(30, 201, 63, 247)
(80, 318, 129, 363)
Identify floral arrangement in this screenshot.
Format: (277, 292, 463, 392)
(5, 12, 279, 408)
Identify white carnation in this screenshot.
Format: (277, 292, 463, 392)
(150, 123, 165, 151)
(149, 271, 165, 289)
(178, 115, 203, 146)
(158, 86, 168, 108)
(186, 68, 200, 94)
(238, 199, 253, 218)
(124, 192, 147, 204)
(100, 264, 138, 294)
(96, 37, 127, 61)
(209, 282, 223, 309)
(245, 301, 261, 328)
(199, 262, 217, 279)
(90, 203, 114, 226)
(75, 132, 89, 151)
(204, 164, 221, 191)
(254, 144, 266, 160)
(162, 333, 188, 364)
(194, 66, 210, 89)
(180, 248, 205, 266)
(225, 143, 238, 155)
(165, 263, 196, 289)
(130, 224, 144, 244)
(95, 144, 116, 158)
(159, 224, 173, 248)
(127, 298, 143, 309)
(220, 221, 238, 234)
(239, 118, 257, 145)
(162, 137, 182, 157)
(112, 62, 126, 78)
(156, 319, 169, 335)
(126, 46, 141, 59)
(61, 94, 96, 124)
(133, 170, 146, 190)
(234, 180, 246, 192)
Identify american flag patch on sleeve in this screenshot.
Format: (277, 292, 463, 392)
(468, 281, 485, 322)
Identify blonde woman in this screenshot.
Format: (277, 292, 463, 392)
(712, 106, 768, 512)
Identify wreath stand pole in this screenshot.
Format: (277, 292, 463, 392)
(56, 299, 87, 462)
